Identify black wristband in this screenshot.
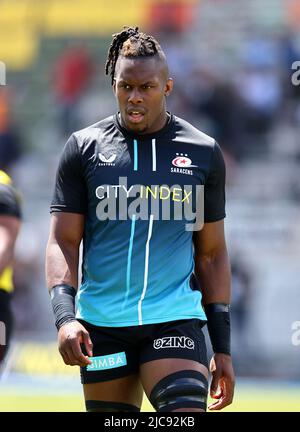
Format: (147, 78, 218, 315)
(204, 303, 231, 355)
(50, 284, 77, 330)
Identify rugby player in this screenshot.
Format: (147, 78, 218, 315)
(46, 27, 235, 412)
(0, 170, 21, 366)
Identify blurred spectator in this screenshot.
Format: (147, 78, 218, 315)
(287, 0, 300, 30)
(191, 68, 244, 160)
(149, 0, 197, 34)
(235, 66, 282, 128)
(0, 88, 22, 173)
(0, 171, 22, 367)
(177, 66, 243, 161)
(52, 45, 93, 138)
(233, 36, 282, 156)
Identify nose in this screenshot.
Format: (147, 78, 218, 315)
(128, 88, 143, 104)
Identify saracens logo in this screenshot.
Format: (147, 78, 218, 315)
(98, 153, 117, 166)
(153, 336, 195, 350)
(172, 153, 197, 168)
(171, 153, 197, 175)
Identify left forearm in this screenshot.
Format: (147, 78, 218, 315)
(195, 248, 232, 356)
(193, 221, 233, 359)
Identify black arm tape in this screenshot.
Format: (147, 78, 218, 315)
(204, 303, 231, 355)
(50, 284, 77, 330)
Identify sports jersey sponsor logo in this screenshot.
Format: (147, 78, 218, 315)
(95, 177, 204, 231)
(98, 153, 117, 166)
(86, 351, 127, 371)
(171, 153, 197, 175)
(96, 184, 192, 203)
(153, 336, 195, 350)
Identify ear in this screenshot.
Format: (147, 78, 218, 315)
(112, 79, 116, 95)
(164, 78, 173, 97)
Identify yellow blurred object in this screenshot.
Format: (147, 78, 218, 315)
(0, 0, 37, 69)
(0, 170, 14, 293)
(0, 0, 151, 69)
(45, 0, 147, 36)
(0, 27, 38, 70)
(0, 0, 197, 69)
(0, 266, 13, 293)
(0, 170, 12, 186)
(12, 342, 78, 376)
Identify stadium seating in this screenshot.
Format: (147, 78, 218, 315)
(0, 0, 147, 70)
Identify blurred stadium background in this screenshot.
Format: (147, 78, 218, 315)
(0, 0, 300, 411)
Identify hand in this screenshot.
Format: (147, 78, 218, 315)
(58, 320, 93, 367)
(208, 353, 235, 411)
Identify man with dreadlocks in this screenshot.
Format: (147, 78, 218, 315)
(46, 26, 235, 412)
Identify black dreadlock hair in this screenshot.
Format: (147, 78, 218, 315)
(105, 26, 163, 85)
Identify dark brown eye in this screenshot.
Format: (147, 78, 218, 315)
(120, 84, 131, 90)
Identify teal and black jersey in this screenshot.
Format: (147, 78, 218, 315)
(50, 113, 226, 327)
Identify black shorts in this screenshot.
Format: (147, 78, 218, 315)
(0, 290, 13, 362)
(79, 318, 208, 384)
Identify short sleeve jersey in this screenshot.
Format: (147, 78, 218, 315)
(51, 114, 226, 327)
(0, 187, 21, 218)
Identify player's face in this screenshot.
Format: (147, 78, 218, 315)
(113, 56, 173, 134)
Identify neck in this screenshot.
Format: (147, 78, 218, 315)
(118, 111, 170, 135)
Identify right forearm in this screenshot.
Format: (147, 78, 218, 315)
(46, 239, 80, 291)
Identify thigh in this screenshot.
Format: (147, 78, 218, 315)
(83, 373, 143, 408)
(140, 358, 208, 399)
(139, 319, 209, 412)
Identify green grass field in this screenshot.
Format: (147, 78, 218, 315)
(1, 343, 299, 412)
(1, 383, 300, 412)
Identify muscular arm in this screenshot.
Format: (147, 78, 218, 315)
(193, 220, 234, 411)
(46, 212, 92, 367)
(0, 215, 21, 275)
(193, 219, 231, 305)
(46, 212, 84, 291)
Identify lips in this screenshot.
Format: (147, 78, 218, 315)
(126, 108, 146, 124)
